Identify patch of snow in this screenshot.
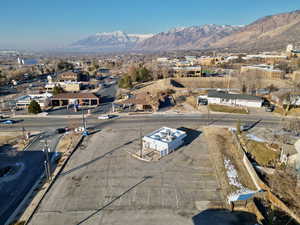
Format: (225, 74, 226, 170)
(246, 134, 266, 143)
(224, 158, 256, 203)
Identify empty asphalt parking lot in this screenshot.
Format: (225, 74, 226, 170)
(29, 125, 222, 225)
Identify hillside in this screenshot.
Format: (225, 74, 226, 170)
(211, 10, 300, 51)
(135, 25, 241, 50)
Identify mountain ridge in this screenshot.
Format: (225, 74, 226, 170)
(70, 9, 300, 52)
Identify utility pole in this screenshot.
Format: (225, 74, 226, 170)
(44, 160, 50, 181)
(227, 73, 231, 92)
(82, 109, 86, 130)
(22, 126, 26, 143)
(43, 139, 51, 182)
(82, 109, 89, 136)
(140, 128, 143, 158)
(207, 106, 210, 126)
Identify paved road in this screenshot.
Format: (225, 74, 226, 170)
(26, 130, 62, 152)
(0, 113, 285, 132)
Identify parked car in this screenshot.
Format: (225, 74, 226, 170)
(1, 120, 15, 125)
(198, 98, 208, 105)
(75, 127, 83, 133)
(98, 115, 110, 120)
(55, 128, 66, 134)
(98, 114, 119, 120)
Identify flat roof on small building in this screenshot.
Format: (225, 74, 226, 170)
(144, 127, 186, 143)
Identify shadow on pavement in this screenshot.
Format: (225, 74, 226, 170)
(177, 127, 202, 145)
(101, 96, 115, 103)
(242, 119, 262, 132)
(192, 209, 258, 225)
(76, 176, 152, 225)
(59, 138, 139, 177)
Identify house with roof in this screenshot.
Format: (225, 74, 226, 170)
(119, 93, 159, 112)
(198, 90, 263, 108)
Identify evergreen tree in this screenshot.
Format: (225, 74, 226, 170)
(28, 100, 42, 114)
(53, 86, 64, 95)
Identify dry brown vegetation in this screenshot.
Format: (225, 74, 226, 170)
(242, 138, 280, 167)
(208, 104, 249, 114)
(204, 127, 256, 199)
(266, 169, 300, 217)
(56, 133, 81, 153)
(0, 132, 27, 151)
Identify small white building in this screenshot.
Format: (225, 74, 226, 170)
(198, 90, 263, 108)
(143, 127, 187, 157)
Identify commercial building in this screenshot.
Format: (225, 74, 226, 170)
(157, 57, 169, 63)
(57, 71, 81, 82)
(198, 90, 263, 108)
(197, 56, 224, 66)
(142, 127, 187, 157)
(50, 93, 99, 107)
(45, 82, 82, 92)
(240, 64, 285, 80)
(172, 66, 202, 77)
(15, 93, 52, 109)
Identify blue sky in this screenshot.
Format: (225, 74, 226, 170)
(0, 0, 299, 49)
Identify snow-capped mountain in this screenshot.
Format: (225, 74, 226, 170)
(135, 24, 242, 50)
(71, 31, 153, 51)
(69, 10, 300, 53)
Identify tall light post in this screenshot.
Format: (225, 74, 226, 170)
(207, 106, 210, 126)
(42, 139, 51, 182)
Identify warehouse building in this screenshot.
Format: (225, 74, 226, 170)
(142, 127, 187, 157)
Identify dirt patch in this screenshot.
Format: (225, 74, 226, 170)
(0, 132, 29, 151)
(185, 96, 198, 109)
(56, 133, 81, 153)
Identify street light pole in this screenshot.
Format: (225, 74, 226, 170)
(43, 139, 51, 182)
(207, 106, 210, 126)
(140, 128, 143, 158)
